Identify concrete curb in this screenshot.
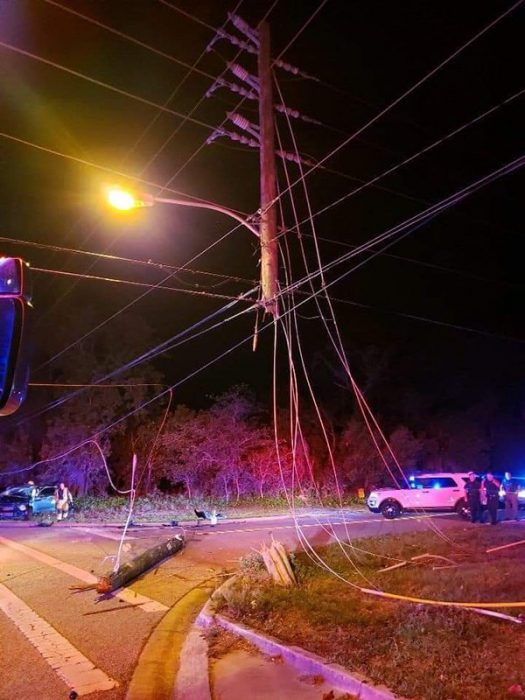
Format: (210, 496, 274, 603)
(174, 617, 212, 700)
(196, 578, 406, 700)
(126, 585, 213, 700)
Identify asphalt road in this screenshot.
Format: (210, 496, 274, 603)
(0, 509, 463, 699)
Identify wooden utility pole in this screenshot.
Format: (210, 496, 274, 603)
(257, 21, 279, 318)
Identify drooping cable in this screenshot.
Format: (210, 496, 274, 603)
(266, 0, 524, 212)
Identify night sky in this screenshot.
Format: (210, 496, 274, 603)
(0, 1, 523, 427)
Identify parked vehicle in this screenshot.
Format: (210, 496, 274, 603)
(0, 484, 57, 520)
(367, 472, 471, 519)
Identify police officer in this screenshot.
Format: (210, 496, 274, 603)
(502, 471, 519, 521)
(482, 472, 500, 525)
(464, 472, 482, 523)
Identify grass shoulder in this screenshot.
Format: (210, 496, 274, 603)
(72, 494, 365, 522)
(215, 525, 525, 700)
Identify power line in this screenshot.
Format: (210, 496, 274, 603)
(41, 0, 222, 85)
(30, 153, 525, 428)
(273, 0, 330, 62)
(307, 234, 524, 289)
(268, 0, 524, 212)
(29, 258, 521, 344)
(32, 265, 257, 303)
(154, 0, 280, 194)
(158, 0, 423, 132)
(321, 293, 525, 345)
(13, 152, 522, 440)
(0, 130, 248, 214)
(0, 235, 256, 286)
(283, 154, 525, 301)
(33, 217, 254, 374)
(22, 293, 256, 427)
(0, 40, 220, 134)
(157, 0, 218, 32)
(29, 382, 166, 388)
(133, 0, 245, 177)
(292, 87, 525, 230)
(42, 0, 245, 175)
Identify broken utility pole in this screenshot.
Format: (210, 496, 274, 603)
(97, 535, 184, 594)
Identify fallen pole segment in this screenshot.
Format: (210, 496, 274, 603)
(97, 534, 184, 594)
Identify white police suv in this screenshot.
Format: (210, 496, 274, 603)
(367, 472, 471, 519)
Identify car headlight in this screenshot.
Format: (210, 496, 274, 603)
(18, 504, 27, 511)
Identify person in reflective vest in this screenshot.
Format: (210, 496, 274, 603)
(54, 482, 73, 521)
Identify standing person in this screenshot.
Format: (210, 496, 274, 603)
(54, 482, 73, 521)
(482, 473, 501, 525)
(27, 480, 37, 499)
(502, 471, 519, 521)
(464, 472, 482, 523)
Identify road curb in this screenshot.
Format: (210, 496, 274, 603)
(197, 577, 406, 700)
(126, 584, 213, 700)
(174, 613, 212, 700)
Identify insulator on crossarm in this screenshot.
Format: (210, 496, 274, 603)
(206, 129, 225, 145)
(206, 81, 220, 99)
(216, 28, 257, 55)
(228, 112, 258, 132)
(220, 78, 257, 100)
(206, 33, 221, 53)
(225, 130, 260, 149)
(277, 150, 316, 167)
(228, 63, 259, 91)
(275, 104, 322, 126)
(274, 58, 320, 83)
(227, 112, 260, 140)
(228, 13, 259, 46)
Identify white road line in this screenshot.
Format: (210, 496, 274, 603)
(76, 527, 137, 541)
(0, 535, 167, 613)
(197, 512, 452, 536)
(0, 582, 118, 696)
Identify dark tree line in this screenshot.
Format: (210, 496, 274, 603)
(1, 309, 523, 496)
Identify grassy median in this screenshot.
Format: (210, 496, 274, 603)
(216, 524, 525, 700)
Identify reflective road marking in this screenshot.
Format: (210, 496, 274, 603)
(0, 535, 167, 613)
(194, 512, 452, 535)
(0, 582, 118, 696)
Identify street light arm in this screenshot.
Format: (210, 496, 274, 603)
(154, 197, 260, 237)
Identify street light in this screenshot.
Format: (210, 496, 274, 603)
(105, 186, 259, 238)
(105, 186, 279, 317)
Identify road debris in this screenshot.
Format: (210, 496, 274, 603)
(97, 534, 184, 594)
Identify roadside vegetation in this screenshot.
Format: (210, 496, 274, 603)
(72, 493, 364, 522)
(216, 525, 525, 700)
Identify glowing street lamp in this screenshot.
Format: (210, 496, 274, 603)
(105, 186, 259, 238)
(106, 187, 153, 211)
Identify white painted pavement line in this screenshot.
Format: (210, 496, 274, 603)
(0, 535, 167, 613)
(0, 582, 118, 696)
(76, 527, 137, 541)
(196, 513, 453, 536)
